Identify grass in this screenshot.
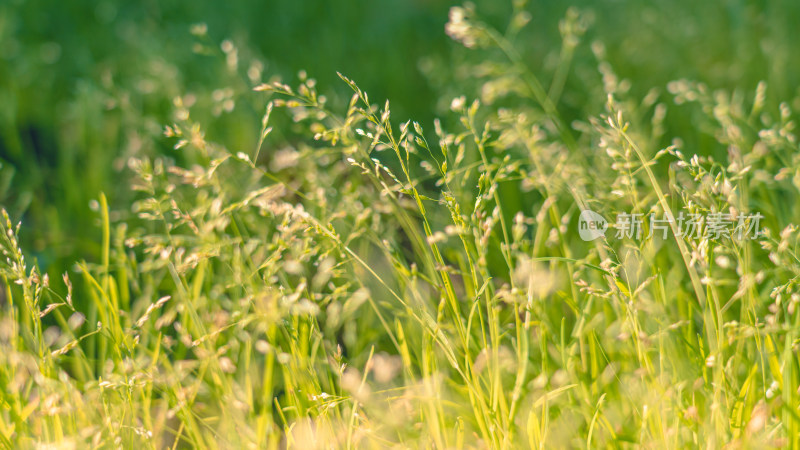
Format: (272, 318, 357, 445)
(3, 0, 800, 448)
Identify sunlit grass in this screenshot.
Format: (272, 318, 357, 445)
(2, 2, 800, 448)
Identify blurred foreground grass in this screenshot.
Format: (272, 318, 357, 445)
(2, 0, 800, 447)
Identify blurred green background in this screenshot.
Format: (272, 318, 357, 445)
(2, 0, 799, 275)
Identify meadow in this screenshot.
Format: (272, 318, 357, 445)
(2, 0, 800, 447)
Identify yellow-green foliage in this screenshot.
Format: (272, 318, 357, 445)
(2, 1, 800, 448)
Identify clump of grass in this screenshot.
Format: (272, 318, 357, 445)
(3, 2, 800, 448)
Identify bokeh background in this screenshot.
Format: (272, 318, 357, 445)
(2, 0, 799, 277)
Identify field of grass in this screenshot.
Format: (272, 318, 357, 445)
(3, 0, 800, 448)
